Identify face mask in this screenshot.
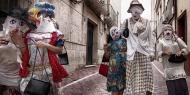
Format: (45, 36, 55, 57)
(110, 27, 121, 40)
(130, 6, 143, 21)
(2, 16, 20, 35)
(36, 17, 56, 33)
(2, 16, 30, 36)
(163, 30, 172, 40)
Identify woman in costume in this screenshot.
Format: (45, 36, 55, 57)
(105, 26, 127, 95)
(157, 24, 189, 95)
(0, 8, 30, 95)
(121, 0, 154, 95)
(12, 2, 68, 95)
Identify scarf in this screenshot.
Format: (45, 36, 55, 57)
(19, 31, 68, 82)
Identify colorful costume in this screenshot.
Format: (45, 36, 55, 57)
(19, 2, 68, 94)
(107, 26, 127, 92)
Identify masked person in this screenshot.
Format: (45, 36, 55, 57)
(104, 26, 127, 95)
(121, 0, 154, 95)
(157, 24, 189, 95)
(12, 2, 68, 95)
(0, 8, 30, 95)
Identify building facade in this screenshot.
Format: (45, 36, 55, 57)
(0, 0, 121, 72)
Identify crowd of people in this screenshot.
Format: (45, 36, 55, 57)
(102, 0, 189, 95)
(0, 0, 189, 95)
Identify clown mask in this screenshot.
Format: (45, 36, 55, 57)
(2, 16, 21, 35)
(130, 6, 143, 21)
(110, 26, 121, 40)
(163, 29, 173, 40)
(2, 16, 29, 35)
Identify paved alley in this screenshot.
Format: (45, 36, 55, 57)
(59, 61, 190, 95)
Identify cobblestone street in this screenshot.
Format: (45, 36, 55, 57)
(59, 61, 190, 95)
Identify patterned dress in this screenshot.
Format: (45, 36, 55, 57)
(121, 18, 154, 95)
(107, 38, 127, 92)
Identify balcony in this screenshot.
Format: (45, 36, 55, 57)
(84, 0, 108, 16)
(163, 0, 174, 23)
(104, 4, 118, 28)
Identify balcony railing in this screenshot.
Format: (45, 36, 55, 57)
(84, 0, 108, 16)
(104, 4, 118, 28)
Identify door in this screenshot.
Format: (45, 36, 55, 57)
(177, 11, 190, 75)
(86, 21, 94, 65)
(177, 11, 187, 43)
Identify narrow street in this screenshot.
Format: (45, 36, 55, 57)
(1, 0, 190, 95)
(59, 61, 190, 95)
(59, 66, 109, 95)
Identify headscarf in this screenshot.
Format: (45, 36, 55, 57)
(162, 24, 174, 33)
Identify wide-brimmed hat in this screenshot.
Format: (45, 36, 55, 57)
(8, 8, 28, 21)
(127, 0, 144, 13)
(8, 8, 36, 29)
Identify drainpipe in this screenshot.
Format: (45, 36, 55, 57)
(174, 0, 177, 33)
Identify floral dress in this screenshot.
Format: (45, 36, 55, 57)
(107, 38, 127, 92)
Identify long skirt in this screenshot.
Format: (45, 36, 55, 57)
(166, 78, 189, 95)
(125, 52, 153, 95)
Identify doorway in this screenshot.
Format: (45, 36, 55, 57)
(177, 11, 187, 43)
(86, 21, 95, 65)
(177, 11, 190, 75)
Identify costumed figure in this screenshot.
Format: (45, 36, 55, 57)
(105, 26, 127, 95)
(0, 8, 30, 95)
(17, 2, 68, 95)
(157, 24, 189, 95)
(121, 0, 154, 95)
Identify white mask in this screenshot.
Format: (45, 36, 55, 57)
(2, 16, 20, 35)
(36, 17, 56, 33)
(163, 30, 173, 40)
(110, 26, 121, 40)
(130, 6, 143, 21)
(2, 16, 29, 35)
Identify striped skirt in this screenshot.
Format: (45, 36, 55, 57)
(125, 52, 153, 95)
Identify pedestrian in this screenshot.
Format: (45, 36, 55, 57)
(14, 2, 68, 95)
(121, 0, 154, 95)
(104, 26, 127, 95)
(157, 24, 189, 95)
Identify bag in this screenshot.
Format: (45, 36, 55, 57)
(168, 35, 187, 64)
(24, 48, 51, 95)
(123, 19, 129, 38)
(24, 78, 51, 95)
(102, 52, 110, 62)
(99, 63, 108, 77)
(58, 45, 69, 65)
(168, 54, 186, 63)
